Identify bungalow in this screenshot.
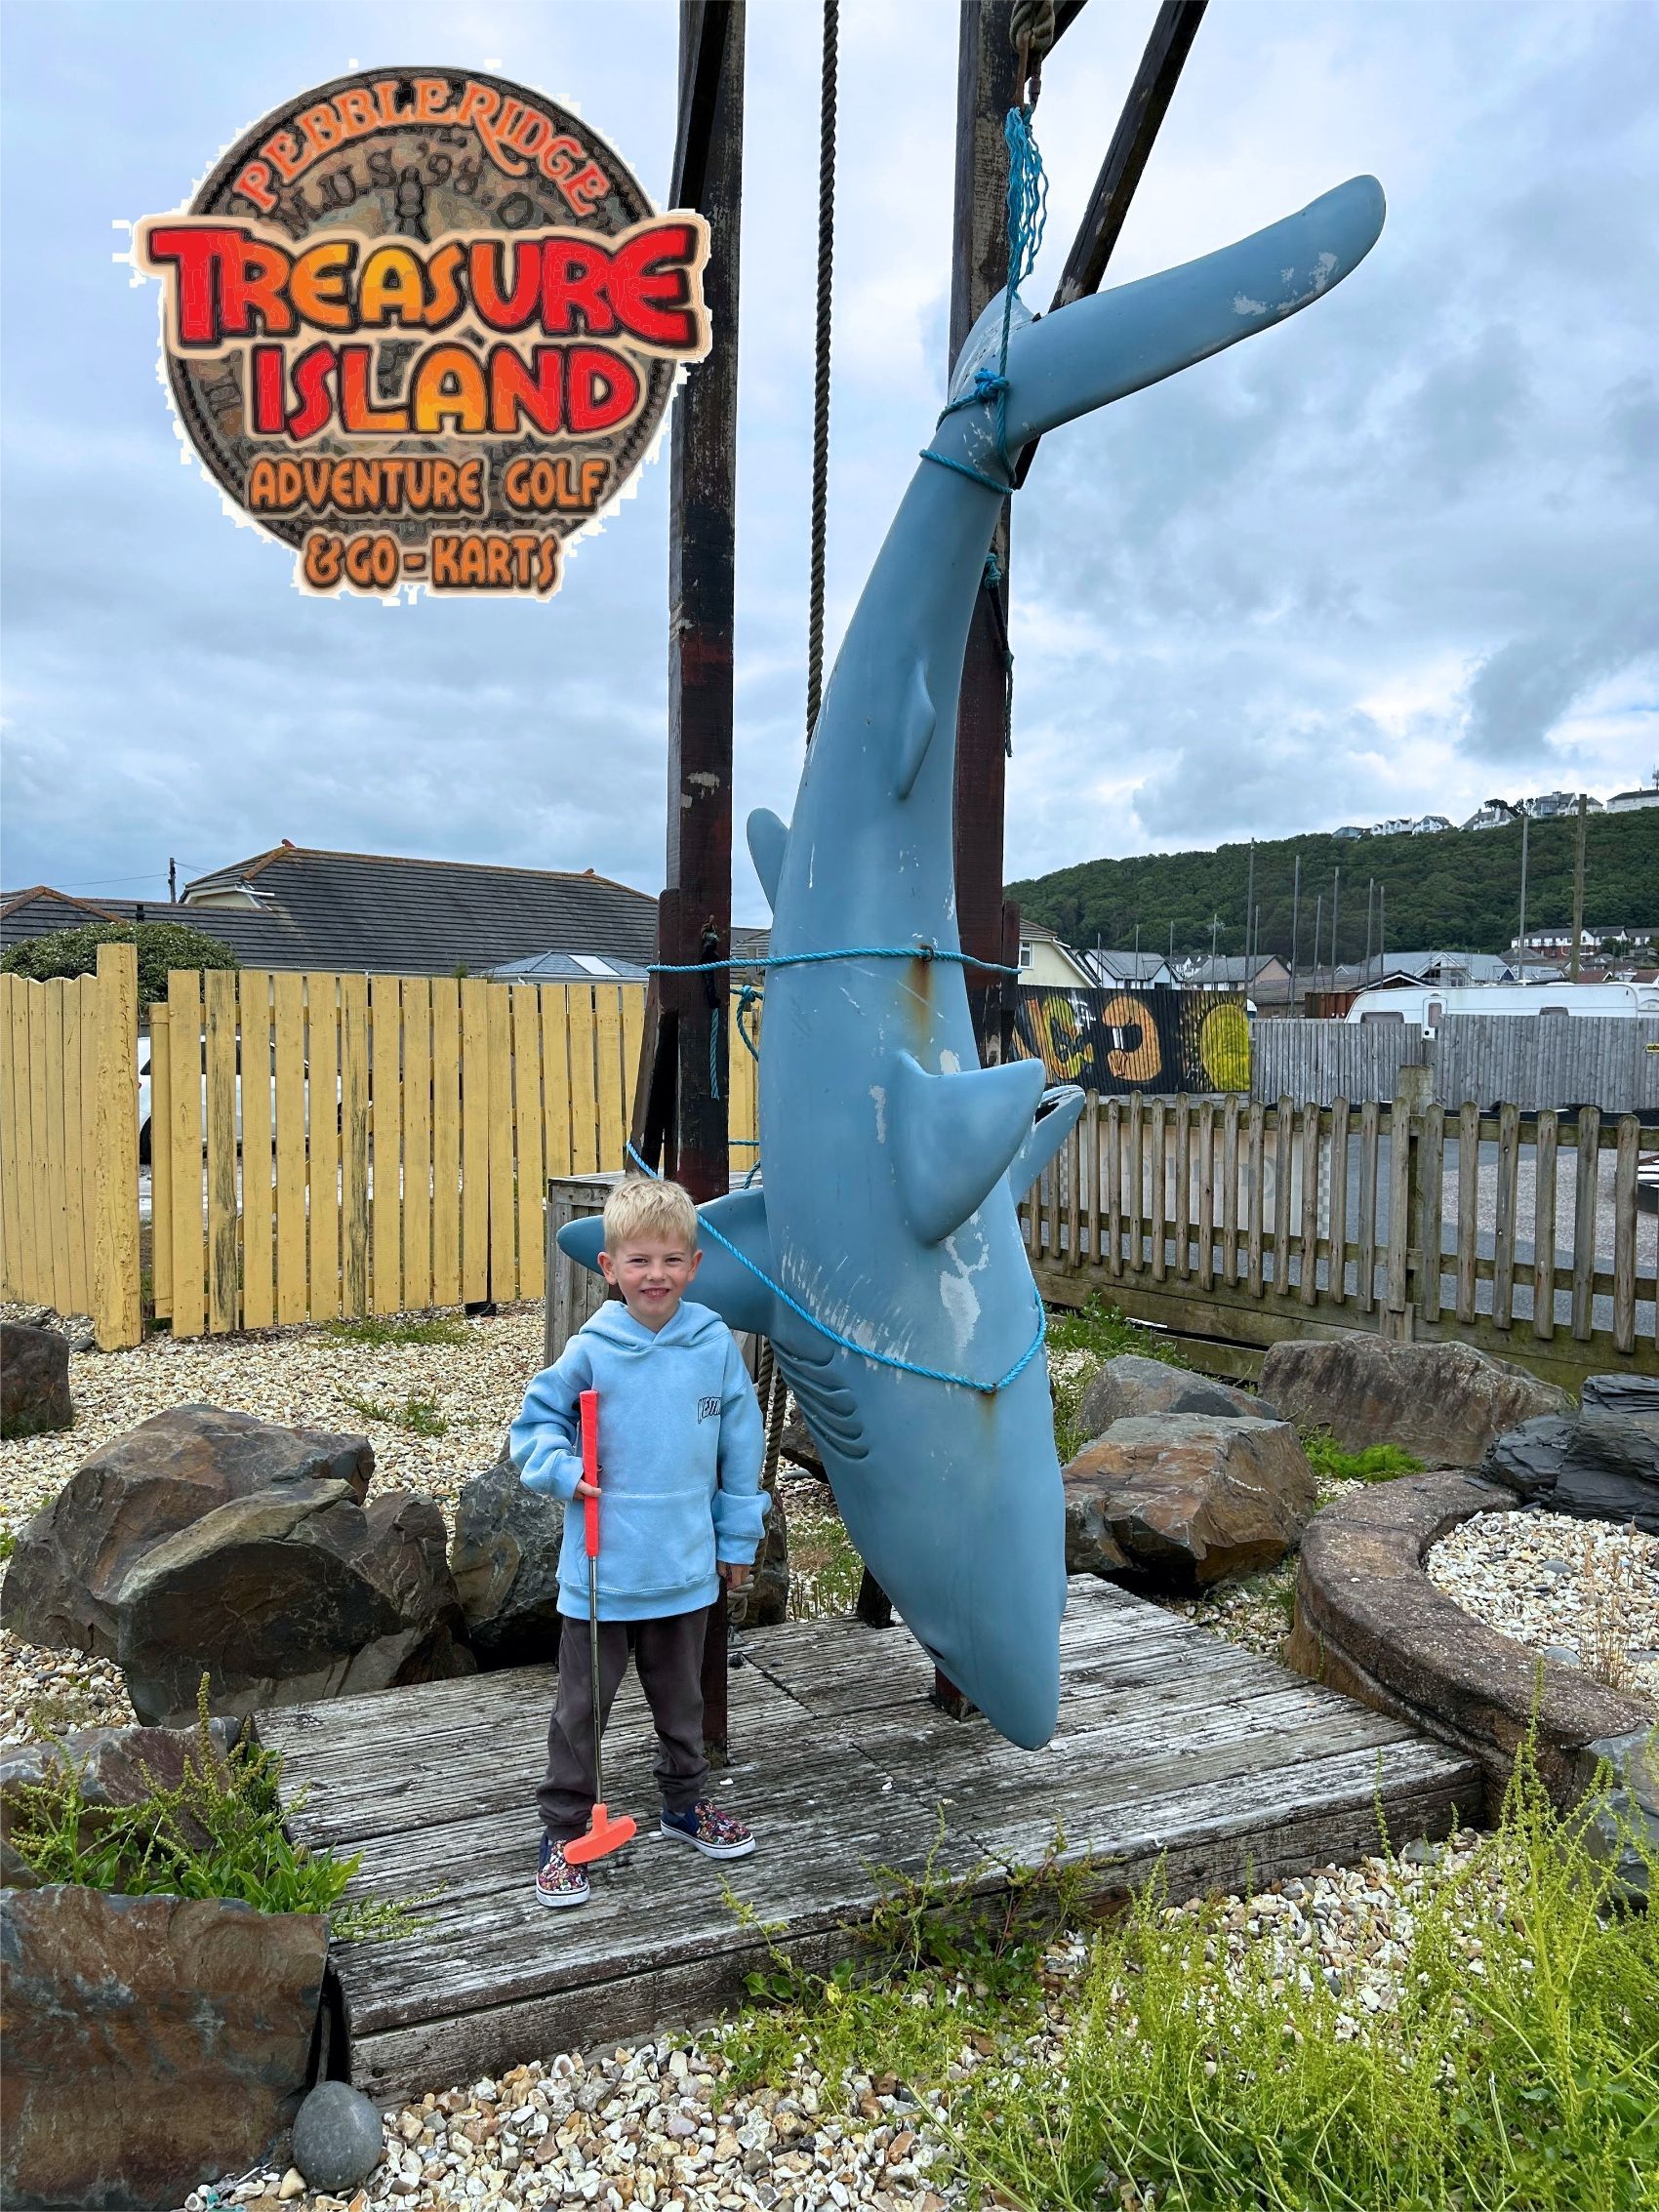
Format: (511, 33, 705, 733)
(1017, 920, 1098, 989)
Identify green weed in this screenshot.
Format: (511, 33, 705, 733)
(341, 1389, 450, 1438)
(1299, 1428, 1425, 1485)
(0, 1526, 16, 1563)
(325, 1313, 471, 1348)
(788, 1505, 866, 1621)
(6, 1679, 433, 1942)
(721, 1732, 1659, 2212)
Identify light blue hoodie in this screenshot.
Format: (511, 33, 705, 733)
(510, 1300, 768, 1623)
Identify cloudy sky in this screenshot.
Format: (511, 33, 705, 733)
(2, 0, 1654, 928)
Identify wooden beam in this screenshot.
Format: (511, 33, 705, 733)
(1015, 0, 1209, 486)
(949, 0, 1024, 1061)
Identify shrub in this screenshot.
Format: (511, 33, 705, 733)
(3, 920, 238, 1004)
(1300, 1428, 1425, 1484)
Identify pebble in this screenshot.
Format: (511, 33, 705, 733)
(1428, 1510, 1658, 1705)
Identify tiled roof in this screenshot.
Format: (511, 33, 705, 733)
(0, 889, 303, 966)
(174, 845, 659, 976)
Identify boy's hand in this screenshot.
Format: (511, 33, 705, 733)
(573, 1480, 600, 1501)
(720, 1561, 751, 1588)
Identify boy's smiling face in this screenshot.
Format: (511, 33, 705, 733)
(597, 1231, 702, 1331)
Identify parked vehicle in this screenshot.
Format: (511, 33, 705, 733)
(1345, 981, 1659, 1035)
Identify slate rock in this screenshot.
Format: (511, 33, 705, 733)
(116, 1484, 475, 1728)
(450, 1439, 567, 1668)
(291, 2079, 385, 2191)
(0, 1404, 374, 1657)
(0, 1885, 326, 2211)
(1075, 1352, 1275, 1442)
(0, 1320, 72, 1440)
(1259, 1335, 1570, 1469)
(1063, 1414, 1316, 1588)
(1481, 1415, 1578, 1502)
(1583, 1728, 1659, 1903)
(1481, 1375, 1659, 1536)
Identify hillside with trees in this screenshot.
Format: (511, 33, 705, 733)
(1010, 811, 1659, 966)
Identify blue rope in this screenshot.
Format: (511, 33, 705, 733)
(652, 941, 1021, 979)
(625, 1144, 1046, 1396)
(919, 104, 1047, 496)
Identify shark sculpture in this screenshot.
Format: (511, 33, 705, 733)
(562, 175, 1386, 1749)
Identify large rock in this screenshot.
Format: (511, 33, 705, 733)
(1075, 1353, 1275, 1441)
(1063, 1414, 1316, 1588)
(780, 1403, 828, 1482)
(0, 1320, 72, 1439)
(451, 1441, 567, 1668)
(1481, 1373, 1659, 1534)
(0, 1405, 374, 1656)
(116, 1485, 474, 1729)
(727, 1478, 789, 1631)
(0, 1885, 327, 2210)
(1585, 1727, 1659, 1903)
(0, 1407, 471, 1728)
(1259, 1335, 1570, 1469)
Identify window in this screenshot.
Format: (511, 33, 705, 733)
(1018, 942, 1032, 970)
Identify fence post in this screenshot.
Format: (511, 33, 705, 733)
(1382, 1065, 1433, 1342)
(93, 942, 142, 1350)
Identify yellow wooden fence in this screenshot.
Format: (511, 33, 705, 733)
(148, 969, 760, 1338)
(0, 943, 142, 1348)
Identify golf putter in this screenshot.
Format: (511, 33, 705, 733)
(562, 1390, 637, 1875)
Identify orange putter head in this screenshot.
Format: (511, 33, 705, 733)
(563, 1803, 638, 1866)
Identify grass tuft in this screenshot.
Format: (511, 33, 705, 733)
(340, 1389, 450, 1438)
(5, 1678, 434, 1940)
(1299, 1428, 1426, 1485)
(325, 1313, 471, 1348)
(788, 1503, 866, 1621)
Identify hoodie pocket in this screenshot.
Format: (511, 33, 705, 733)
(592, 1486, 716, 1598)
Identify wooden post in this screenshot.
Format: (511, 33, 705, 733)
(93, 942, 142, 1350)
(949, 0, 1023, 1064)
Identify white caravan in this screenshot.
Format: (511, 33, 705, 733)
(1345, 981, 1659, 1035)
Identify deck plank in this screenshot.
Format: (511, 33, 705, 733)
(267, 1578, 1482, 2107)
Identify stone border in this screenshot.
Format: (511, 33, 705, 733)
(1285, 1471, 1649, 1820)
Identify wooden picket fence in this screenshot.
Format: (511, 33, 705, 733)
(147, 969, 759, 1339)
(1019, 1085, 1658, 1393)
(0, 944, 142, 1348)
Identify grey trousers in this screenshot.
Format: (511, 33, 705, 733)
(539, 1607, 710, 1841)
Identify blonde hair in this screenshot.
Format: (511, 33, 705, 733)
(601, 1175, 699, 1251)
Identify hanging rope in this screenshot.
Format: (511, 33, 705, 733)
(650, 941, 1022, 979)
(1011, 0, 1058, 105)
(805, 0, 839, 743)
(625, 1142, 1047, 1396)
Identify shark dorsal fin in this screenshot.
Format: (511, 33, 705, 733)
(894, 665, 937, 801)
(891, 1051, 1046, 1245)
(746, 808, 789, 913)
(1007, 1086, 1087, 1202)
(555, 1188, 778, 1340)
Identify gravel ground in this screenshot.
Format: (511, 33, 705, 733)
(1428, 1508, 1659, 1707)
(185, 1830, 1491, 2212)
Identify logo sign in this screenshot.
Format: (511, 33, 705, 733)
(1015, 987, 1252, 1095)
(133, 69, 709, 600)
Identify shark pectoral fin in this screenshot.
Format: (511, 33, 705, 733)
(688, 1188, 779, 1338)
(1008, 1085, 1087, 1203)
(746, 808, 789, 912)
(891, 1051, 1047, 1244)
(894, 665, 937, 801)
(555, 1216, 606, 1272)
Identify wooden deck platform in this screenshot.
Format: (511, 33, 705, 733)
(260, 1579, 1483, 2107)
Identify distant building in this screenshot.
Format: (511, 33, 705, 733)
(1017, 921, 1098, 988)
(1463, 799, 1517, 831)
(1607, 776, 1659, 814)
(1179, 952, 1292, 1011)
(1339, 949, 1515, 990)
(1410, 815, 1453, 835)
(1519, 790, 1602, 822)
(1331, 824, 1366, 841)
(1368, 817, 1414, 837)
(1078, 948, 1176, 988)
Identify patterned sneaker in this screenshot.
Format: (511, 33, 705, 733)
(660, 1799, 756, 1860)
(536, 1834, 590, 1909)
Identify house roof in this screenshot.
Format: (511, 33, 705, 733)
(0, 887, 303, 966)
(1082, 949, 1170, 983)
(1183, 953, 1287, 985)
(174, 843, 659, 976)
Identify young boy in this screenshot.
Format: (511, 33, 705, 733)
(510, 1175, 767, 1909)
